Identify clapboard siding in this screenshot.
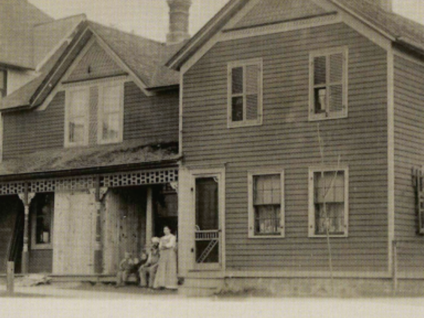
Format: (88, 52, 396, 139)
(123, 82, 179, 143)
(2, 82, 179, 159)
(394, 55, 424, 246)
(3, 92, 66, 160)
(182, 23, 389, 272)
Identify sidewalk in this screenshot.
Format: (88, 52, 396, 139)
(0, 282, 181, 299)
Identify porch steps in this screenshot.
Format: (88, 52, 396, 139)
(179, 277, 224, 297)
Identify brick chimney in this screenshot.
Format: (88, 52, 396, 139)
(166, 0, 192, 45)
(378, 0, 392, 11)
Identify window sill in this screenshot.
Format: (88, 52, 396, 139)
(65, 142, 88, 148)
(228, 120, 263, 129)
(97, 139, 123, 145)
(248, 234, 285, 239)
(31, 244, 53, 250)
(309, 234, 348, 238)
(308, 112, 348, 122)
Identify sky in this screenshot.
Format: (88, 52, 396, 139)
(28, 0, 424, 43)
(28, 0, 231, 42)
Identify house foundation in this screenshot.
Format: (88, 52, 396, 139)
(180, 276, 424, 297)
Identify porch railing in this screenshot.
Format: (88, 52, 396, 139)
(195, 230, 220, 264)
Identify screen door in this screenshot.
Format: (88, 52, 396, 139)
(195, 177, 220, 268)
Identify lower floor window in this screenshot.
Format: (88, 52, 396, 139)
(249, 172, 285, 238)
(255, 205, 281, 235)
(31, 193, 54, 247)
(309, 168, 348, 237)
(315, 202, 344, 235)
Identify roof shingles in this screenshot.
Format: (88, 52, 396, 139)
(0, 141, 179, 176)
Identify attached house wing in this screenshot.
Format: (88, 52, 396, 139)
(1, 20, 181, 111)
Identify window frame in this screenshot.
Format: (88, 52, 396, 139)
(227, 58, 263, 129)
(248, 169, 285, 239)
(308, 166, 349, 238)
(309, 47, 349, 121)
(30, 193, 55, 250)
(97, 82, 124, 145)
(64, 80, 125, 147)
(64, 87, 90, 148)
(0, 69, 7, 99)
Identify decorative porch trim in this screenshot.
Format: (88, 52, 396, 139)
(0, 168, 179, 196)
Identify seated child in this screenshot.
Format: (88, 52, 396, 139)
(116, 252, 139, 287)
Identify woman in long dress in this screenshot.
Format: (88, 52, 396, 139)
(154, 226, 178, 290)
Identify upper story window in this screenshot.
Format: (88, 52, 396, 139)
(0, 70, 7, 101)
(66, 88, 89, 147)
(309, 47, 348, 121)
(98, 84, 124, 144)
(228, 59, 263, 128)
(65, 81, 124, 147)
(309, 167, 349, 238)
(248, 171, 285, 238)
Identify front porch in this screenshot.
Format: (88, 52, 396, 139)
(0, 167, 179, 277)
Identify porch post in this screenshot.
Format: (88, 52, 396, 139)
(146, 187, 154, 248)
(93, 179, 108, 274)
(18, 190, 35, 274)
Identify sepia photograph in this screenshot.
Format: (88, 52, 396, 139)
(1, 0, 424, 317)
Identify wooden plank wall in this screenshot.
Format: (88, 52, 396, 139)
(102, 191, 119, 274)
(393, 55, 424, 274)
(3, 92, 65, 160)
(52, 192, 96, 275)
(2, 83, 179, 159)
(394, 55, 424, 240)
(102, 188, 146, 274)
(123, 83, 179, 144)
(182, 23, 389, 272)
(29, 250, 52, 273)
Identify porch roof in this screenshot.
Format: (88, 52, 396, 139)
(0, 140, 179, 179)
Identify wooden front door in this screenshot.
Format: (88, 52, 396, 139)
(194, 177, 221, 270)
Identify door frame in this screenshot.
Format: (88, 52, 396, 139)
(190, 168, 226, 272)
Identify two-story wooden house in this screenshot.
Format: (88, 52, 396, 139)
(169, 0, 424, 296)
(0, 1, 190, 278)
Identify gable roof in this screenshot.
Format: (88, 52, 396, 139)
(1, 21, 182, 110)
(233, 0, 327, 29)
(167, 0, 424, 70)
(33, 14, 87, 68)
(333, 0, 424, 50)
(89, 22, 182, 88)
(0, 0, 53, 69)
